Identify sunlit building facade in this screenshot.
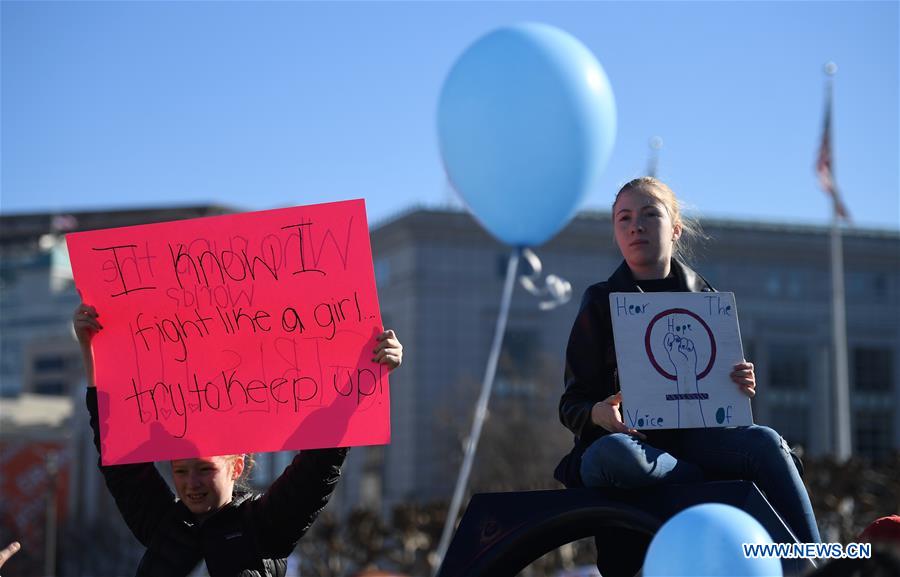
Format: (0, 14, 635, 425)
(351, 207, 900, 510)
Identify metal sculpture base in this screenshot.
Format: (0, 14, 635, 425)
(435, 480, 814, 577)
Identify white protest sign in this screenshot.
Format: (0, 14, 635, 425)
(609, 292, 752, 430)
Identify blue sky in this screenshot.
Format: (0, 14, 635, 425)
(2, 1, 898, 232)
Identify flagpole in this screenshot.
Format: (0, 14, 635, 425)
(831, 205, 851, 461)
(824, 62, 852, 462)
(647, 136, 663, 177)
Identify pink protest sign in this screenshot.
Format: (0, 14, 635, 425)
(67, 199, 390, 465)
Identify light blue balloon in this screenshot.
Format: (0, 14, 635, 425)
(437, 23, 616, 247)
(644, 503, 784, 577)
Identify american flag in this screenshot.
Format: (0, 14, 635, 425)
(816, 89, 850, 220)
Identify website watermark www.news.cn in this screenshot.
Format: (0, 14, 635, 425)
(743, 542, 872, 560)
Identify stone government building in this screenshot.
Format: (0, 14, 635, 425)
(362, 207, 899, 511)
(1, 204, 897, 568)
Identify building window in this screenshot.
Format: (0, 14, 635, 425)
(34, 380, 66, 395)
(786, 271, 802, 299)
(34, 356, 67, 372)
(853, 347, 893, 392)
(848, 272, 890, 299)
(872, 274, 888, 299)
(374, 258, 391, 287)
(853, 410, 893, 461)
(768, 407, 809, 450)
(767, 344, 808, 389)
(496, 329, 539, 397)
(497, 254, 510, 278)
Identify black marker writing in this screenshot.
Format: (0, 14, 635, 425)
(281, 222, 326, 276)
(94, 245, 157, 297)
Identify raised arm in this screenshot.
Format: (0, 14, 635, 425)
(74, 302, 176, 547)
(251, 447, 349, 555)
(73, 301, 101, 388)
(252, 329, 403, 553)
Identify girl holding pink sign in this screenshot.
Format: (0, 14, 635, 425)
(555, 177, 820, 575)
(74, 301, 403, 577)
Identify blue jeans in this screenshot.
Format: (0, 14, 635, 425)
(580, 425, 821, 544)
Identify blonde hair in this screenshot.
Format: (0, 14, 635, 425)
(229, 453, 255, 489)
(612, 176, 706, 263)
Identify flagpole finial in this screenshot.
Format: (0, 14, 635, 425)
(824, 62, 837, 76)
(649, 136, 663, 151)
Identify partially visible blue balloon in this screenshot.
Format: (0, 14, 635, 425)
(644, 503, 783, 577)
(437, 23, 616, 247)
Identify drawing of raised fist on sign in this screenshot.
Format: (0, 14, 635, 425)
(663, 331, 706, 427)
(664, 332, 698, 380)
(644, 309, 716, 428)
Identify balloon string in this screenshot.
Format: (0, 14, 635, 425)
(433, 247, 521, 575)
(519, 248, 572, 310)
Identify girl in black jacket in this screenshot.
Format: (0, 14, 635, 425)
(556, 177, 820, 573)
(74, 302, 403, 577)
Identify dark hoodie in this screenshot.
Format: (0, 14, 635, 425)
(87, 387, 347, 577)
(554, 258, 714, 488)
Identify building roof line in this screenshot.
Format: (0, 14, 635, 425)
(372, 205, 900, 240)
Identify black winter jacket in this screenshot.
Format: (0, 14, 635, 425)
(87, 387, 347, 577)
(554, 259, 714, 488)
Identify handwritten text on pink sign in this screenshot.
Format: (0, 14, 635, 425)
(67, 200, 389, 465)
